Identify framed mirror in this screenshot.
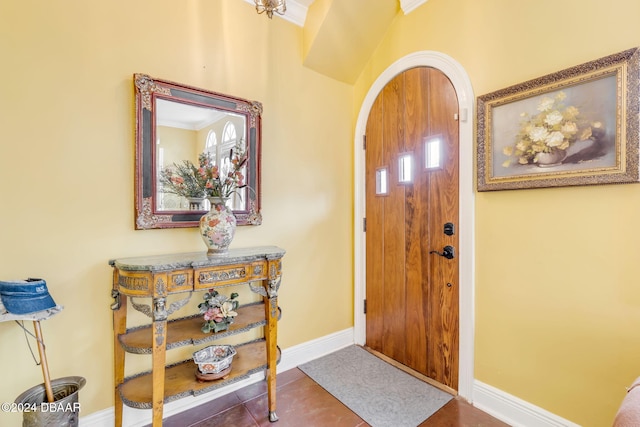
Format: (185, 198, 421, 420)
(134, 73, 262, 229)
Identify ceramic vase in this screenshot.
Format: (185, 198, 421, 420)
(199, 197, 236, 254)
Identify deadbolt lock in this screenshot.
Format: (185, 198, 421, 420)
(444, 222, 455, 236)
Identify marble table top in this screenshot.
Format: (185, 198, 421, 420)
(109, 246, 286, 272)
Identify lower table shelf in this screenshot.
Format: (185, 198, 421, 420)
(119, 339, 280, 409)
(118, 303, 274, 354)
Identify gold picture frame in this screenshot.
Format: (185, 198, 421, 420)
(477, 48, 639, 191)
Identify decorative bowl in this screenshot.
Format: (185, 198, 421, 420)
(193, 345, 236, 374)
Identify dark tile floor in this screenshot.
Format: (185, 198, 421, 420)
(161, 368, 511, 427)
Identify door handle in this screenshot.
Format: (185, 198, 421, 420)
(430, 245, 455, 259)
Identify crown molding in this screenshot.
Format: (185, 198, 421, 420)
(400, 0, 427, 14)
(243, 0, 312, 27)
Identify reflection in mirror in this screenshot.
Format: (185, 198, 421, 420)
(134, 74, 262, 229)
(155, 99, 247, 212)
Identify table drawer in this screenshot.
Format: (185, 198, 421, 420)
(194, 261, 268, 289)
(167, 270, 193, 293)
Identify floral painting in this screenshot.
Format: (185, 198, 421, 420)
(477, 48, 639, 191)
(494, 76, 617, 175)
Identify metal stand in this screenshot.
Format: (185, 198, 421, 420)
(0, 301, 64, 403)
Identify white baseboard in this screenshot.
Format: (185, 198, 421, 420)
(277, 327, 355, 371)
(79, 328, 354, 426)
(473, 380, 582, 427)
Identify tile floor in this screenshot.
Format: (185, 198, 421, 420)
(159, 368, 510, 427)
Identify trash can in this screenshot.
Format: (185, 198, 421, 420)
(14, 376, 85, 427)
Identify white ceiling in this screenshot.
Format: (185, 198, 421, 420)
(156, 99, 229, 130)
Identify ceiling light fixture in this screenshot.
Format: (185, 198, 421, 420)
(255, 0, 286, 19)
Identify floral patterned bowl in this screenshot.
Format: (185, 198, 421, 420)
(193, 345, 237, 374)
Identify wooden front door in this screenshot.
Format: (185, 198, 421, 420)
(365, 67, 460, 390)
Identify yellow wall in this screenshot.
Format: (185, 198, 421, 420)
(0, 0, 353, 423)
(353, 0, 640, 426)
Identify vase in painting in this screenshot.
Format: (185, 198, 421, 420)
(199, 197, 236, 254)
(536, 149, 566, 167)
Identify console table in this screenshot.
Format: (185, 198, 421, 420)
(109, 246, 285, 427)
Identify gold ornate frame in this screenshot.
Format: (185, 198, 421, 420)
(477, 48, 639, 191)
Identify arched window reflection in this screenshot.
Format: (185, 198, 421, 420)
(205, 130, 218, 164)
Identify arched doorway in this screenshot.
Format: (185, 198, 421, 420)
(353, 51, 476, 400)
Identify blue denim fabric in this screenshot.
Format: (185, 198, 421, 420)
(0, 278, 57, 314)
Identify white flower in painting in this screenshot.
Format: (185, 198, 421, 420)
(515, 140, 528, 151)
(545, 131, 565, 147)
(529, 126, 549, 142)
(580, 127, 592, 140)
(532, 142, 546, 152)
(544, 110, 563, 126)
(564, 106, 579, 120)
(537, 97, 555, 112)
(561, 121, 578, 135)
